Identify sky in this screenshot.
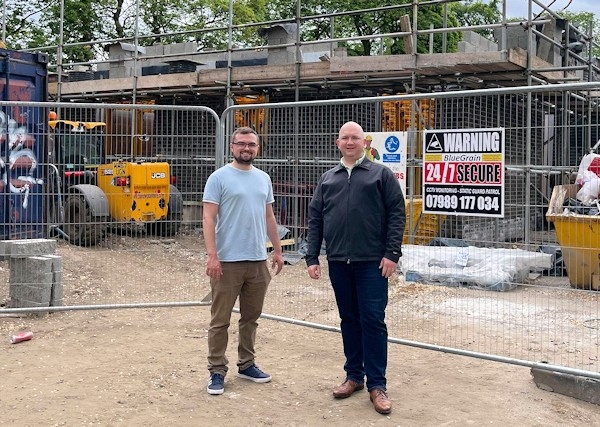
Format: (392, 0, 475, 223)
(503, 0, 599, 18)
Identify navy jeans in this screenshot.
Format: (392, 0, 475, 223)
(328, 260, 389, 391)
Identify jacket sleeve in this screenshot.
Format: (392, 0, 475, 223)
(383, 169, 406, 263)
(305, 176, 325, 267)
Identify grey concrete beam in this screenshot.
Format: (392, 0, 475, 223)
(531, 367, 600, 405)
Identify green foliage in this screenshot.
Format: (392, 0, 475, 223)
(54, 0, 102, 63)
(2, 0, 270, 63)
(451, 0, 501, 40)
(1, 0, 50, 51)
(1, 0, 597, 67)
(559, 11, 600, 57)
(267, 0, 461, 55)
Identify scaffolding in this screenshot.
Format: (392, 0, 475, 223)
(3, 0, 600, 245)
(3, 0, 593, 104)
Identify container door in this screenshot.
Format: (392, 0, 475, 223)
(0, 49, 48, 239)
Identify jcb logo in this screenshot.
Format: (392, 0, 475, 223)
(151, 172, 166, 179)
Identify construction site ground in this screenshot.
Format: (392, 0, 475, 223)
(0, 233, 598, 426)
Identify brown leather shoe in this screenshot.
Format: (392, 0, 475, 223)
(369, 389, 392, 414)
(332, 379, 364, 398)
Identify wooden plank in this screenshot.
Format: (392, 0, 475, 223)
(266, 238, 296, 249)
(53, 77, 133, 95)
(399, 15, 413, 55)
(412, 51, 508, 69)
(230, 62, 331, 82)
(330, 55, 409, 73)
(508, 47, 567, 80)
(138, 72, 197, 89)
(52, 72, 197, 94)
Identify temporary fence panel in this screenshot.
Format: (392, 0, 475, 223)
(0, 101, 220, 309)
(1, 83, 599, 378)
(220, 82, 600, 376)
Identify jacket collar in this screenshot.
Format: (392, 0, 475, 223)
(334, 157, 373, 174)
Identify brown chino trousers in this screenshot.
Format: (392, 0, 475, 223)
(207, 261, 271, 376)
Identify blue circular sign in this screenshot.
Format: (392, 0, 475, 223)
(385, 135, 400, 153)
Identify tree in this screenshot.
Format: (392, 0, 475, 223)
(120, 0, 268, 49)
(451, 0, 501, 40)
(53, 0, 102, 63)
(1, 0, 50, 50)
(2, 0, 269, 61)
(5, 0, 105, 65)
(267, 0, 461, 56)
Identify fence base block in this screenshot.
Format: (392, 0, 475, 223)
(530, 367, 600, 405)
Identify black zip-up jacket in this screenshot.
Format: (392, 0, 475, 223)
(305, 158, 406, 266)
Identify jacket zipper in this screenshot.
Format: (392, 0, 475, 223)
(346, 171, 351, 264)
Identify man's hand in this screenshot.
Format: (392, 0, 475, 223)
(206, 254, 222, 279)
(379, 257, 397, 279)
(271, 252, 284, 275)
(307, 265, 321, 280)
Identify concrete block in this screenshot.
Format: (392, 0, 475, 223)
(9, 280, 52, 305)
(334, 47, 347, 58)
(531, 367, 600, 405)
(9, 265, 27, 284)
(10, 256, 54, 284)
(146, 44, 165, 56)
(109, 65, 132, 78)
(10, 256, 52, 281)
(458, 41, 476, 53)
(164, 42, 196, 55)
(459, 31, 498, 53)
(8, 239, 57, 258)
(9, 256, 53, 309)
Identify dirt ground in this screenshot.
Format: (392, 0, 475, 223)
(1, 232, 599, 426)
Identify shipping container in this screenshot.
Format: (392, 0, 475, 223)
(0, 48, 49, 239)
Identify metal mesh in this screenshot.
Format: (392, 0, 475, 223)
(2, 83, 600, 377)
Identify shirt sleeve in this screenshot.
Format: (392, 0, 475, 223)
(202, 172, 221, 205)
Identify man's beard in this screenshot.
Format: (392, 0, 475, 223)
(234, 153, 254, 165)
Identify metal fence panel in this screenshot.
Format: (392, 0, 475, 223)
(220, 82, 600, 376)
(0, 101, 219, 309)
(1, 83, 600, 378)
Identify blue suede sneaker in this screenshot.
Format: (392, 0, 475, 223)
(207, 373, 225, 395)
(237, 364, 272, 383)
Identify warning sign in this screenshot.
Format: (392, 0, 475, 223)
(422, 128, 505, 218)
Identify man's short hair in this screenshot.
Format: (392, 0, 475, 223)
(231, 126, 258, 143)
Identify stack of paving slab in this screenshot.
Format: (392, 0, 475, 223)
(1, 239, 63, 311)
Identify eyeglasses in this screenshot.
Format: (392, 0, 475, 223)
(232, 142, 259, 149)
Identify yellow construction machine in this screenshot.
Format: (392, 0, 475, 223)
(47, 117, 183, 246)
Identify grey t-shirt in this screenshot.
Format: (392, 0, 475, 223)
(203, 164, 274, 261)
